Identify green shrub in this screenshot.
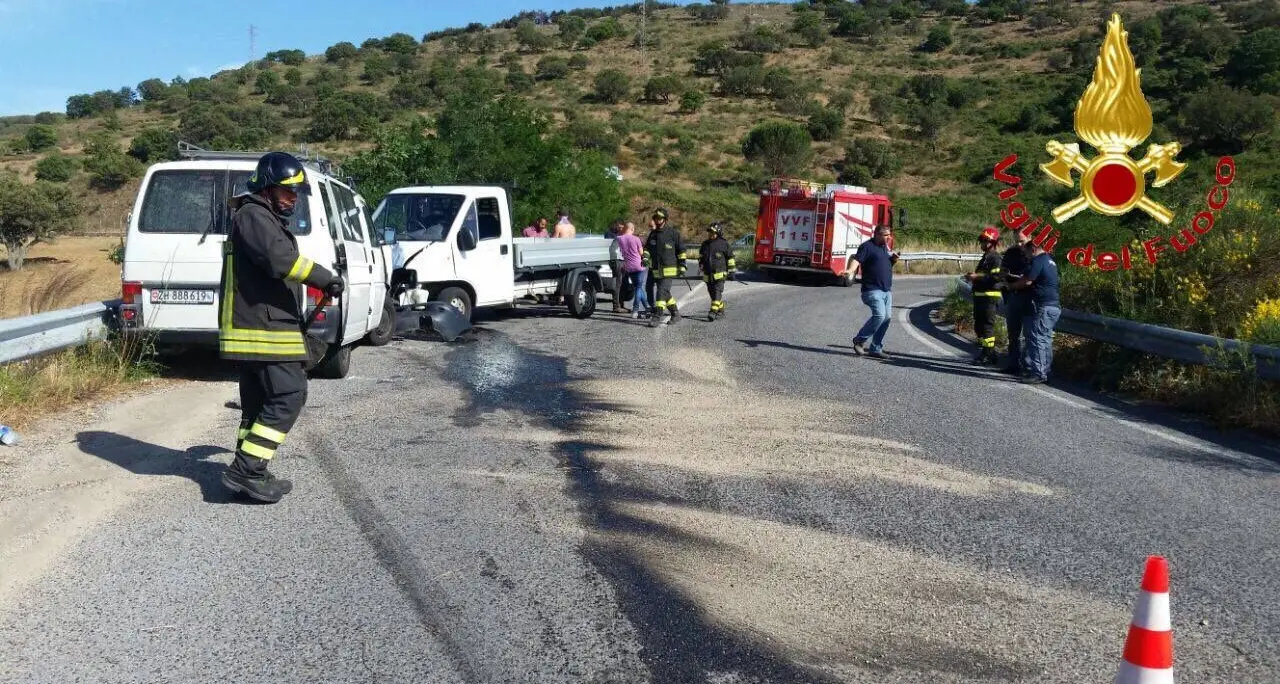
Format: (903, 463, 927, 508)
(593, 69, 631, 104)
(679, 89, 707, 113)
(807, 107, 845, 141)
(34, 153, 77, 182)
(741, 120, 812, 176)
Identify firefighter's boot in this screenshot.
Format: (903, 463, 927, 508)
(222, 456, 293, 503)
(707, 309, 718, 322)
(668, 304, 681, 324)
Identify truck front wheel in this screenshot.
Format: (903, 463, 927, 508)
(436, 286, 473, 323)
(568, 275, 597, 319)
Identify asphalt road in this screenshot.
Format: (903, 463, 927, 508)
(1, 274, 1277, 684)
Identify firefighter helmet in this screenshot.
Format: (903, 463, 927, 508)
(247, 152, 308, 194)
(979, 226, 1000, 243)
(707, 222, 725, 236)
(652, 207, 669, 220)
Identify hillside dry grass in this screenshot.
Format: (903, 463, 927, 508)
(0, 237, 123, 318)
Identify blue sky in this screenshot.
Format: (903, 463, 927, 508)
(0, 0, 703, 116)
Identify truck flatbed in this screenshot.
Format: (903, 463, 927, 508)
(512, 237, 614, 272)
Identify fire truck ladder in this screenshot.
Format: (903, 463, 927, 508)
(811, 192, 832, 267)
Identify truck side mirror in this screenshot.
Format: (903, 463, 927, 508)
(457, 224, 478, 251)
(897, 207, 907, 230)
(382, 228, 397, 245)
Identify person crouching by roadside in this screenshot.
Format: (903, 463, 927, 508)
(1007, 240, 1061, 385)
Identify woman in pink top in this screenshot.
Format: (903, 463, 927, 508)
(615, 221, 649, 318)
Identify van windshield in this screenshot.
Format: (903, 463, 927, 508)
(373, 193, 465, 242)
(137, 170, 311, 235)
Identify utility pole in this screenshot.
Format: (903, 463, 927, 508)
(249, 24, 257, 63)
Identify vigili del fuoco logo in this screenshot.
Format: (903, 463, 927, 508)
(990, 13, 1237, 272)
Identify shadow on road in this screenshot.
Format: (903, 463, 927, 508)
(738, 338, 1003, 382)
(74, 431, 251, 504)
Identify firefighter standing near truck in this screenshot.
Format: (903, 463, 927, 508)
(644, 207, 686, 327)
(963, 226, 1004, 366)
(698, 222, 736, 321)
(219, 151, 344, 503)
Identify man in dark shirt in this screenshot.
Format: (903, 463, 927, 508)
(999, 230, 1033, 375)
(1009, 241, 1061, 384)
(850, 225, 899, 358)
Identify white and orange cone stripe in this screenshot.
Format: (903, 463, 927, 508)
(1116, 555, 1174, 684)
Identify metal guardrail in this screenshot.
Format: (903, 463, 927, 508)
(953, 279, 1280, 381)
(898, 252, 982, 262)
(0, 300, 119, 364)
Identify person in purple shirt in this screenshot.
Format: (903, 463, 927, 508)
(615, 221, 649, 319)
(522, 217, 549, 238)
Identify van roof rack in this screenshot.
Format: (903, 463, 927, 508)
(176, 140, 345, 181)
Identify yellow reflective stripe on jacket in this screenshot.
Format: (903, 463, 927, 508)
(712, 272, 726, 280)
(250, 422, 287, 444)
(219, 340, 308, 356)
(975, 291, 1003, 297)
(221, 328, 305, 342)
(237, 428, 249, 440)
(286, 256, 315, 283)
(240, 440, 276, 460)
(661, 266, 677, 277)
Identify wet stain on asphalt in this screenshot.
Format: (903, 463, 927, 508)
(440, 333, 845, 684)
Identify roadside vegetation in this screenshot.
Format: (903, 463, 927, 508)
(0, 0, 1276, 430)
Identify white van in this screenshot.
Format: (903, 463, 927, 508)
(118, 144, 395, 378)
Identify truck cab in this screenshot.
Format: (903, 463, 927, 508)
(372, 186, 615, 321)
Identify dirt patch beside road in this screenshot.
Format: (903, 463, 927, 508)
(0, 236, 123, 318)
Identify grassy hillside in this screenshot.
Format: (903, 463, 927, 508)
(0, 0, 1276, 249)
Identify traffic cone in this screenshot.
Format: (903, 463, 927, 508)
(1115, 555, 1174, 684)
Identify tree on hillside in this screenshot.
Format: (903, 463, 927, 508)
(792, 11, 828, 48)
(687, 1, 730, 23)
(82, 134, 144, 190)
(24, 125, 58, 152)
(1225, 28, 1280, 95)
(363, 53, 392, 84)
(644, 75, 682, 103)
(593, 69, 632, 104)
(266, 49, 306, 65)
(569, 54, 590, 70)
(127, 128, 179, 163)
(33, 112, 60, 125)
(34, 153, 78, 183)
(516, 20, 553, 52)
(584, 17, 624, 43)
(557, 15, 586, 48)
(835, 138, 901, 186)
(679, 89, 706, 113)
(137, 78, 170, 102)
(381, 33, 419, 54)
(536, 56, 571, 81)
(807, 107, 844, 141)
(0, 173, 80, 270)
(343, 92, 626, 233)
(921, 21, 953, 52)
(1175, 85, 1277, 154)
(741, 121, 813, 177)
(735, 26, 786, 53)
(326, 41, 359, 63)
(255, 69, 281, 95)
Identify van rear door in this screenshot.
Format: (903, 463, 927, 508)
(123, 166, 230, 336)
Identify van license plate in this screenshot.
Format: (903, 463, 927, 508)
(151, 289, 215, 305)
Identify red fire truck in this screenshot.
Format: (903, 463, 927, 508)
(752, 178, 902, 286)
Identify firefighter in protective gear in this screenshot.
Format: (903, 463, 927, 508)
(643, 207, 686, 327)
(963, 226, 1003, 365)
(219, 151, 344, 503)
(699, 223, 736, 321)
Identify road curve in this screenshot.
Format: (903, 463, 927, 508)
(0, 275, 1276, 684)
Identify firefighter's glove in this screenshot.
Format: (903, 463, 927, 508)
(324, 278, 345, 298)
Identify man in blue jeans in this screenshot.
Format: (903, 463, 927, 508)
(1009, 240, 1061, 384)
(851, 225, 899, 359)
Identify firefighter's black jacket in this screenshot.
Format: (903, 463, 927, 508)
(1000, 245, 1029, 286)
(644, 224, 685, 279)
(972, 250, 1004, 296)
(699, 237, 736, 280)
(219, 194, 335, 362)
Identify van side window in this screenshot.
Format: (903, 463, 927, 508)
(477, 197, 501, 240)
(459, 202, 479, 240)
(139, 170, 220, 235)
(229, 171, 312, 235)
(317, 182, 342, 241)
(332, 183, 365, 244)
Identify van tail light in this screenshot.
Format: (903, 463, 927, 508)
(306, 286, 323, 305)
(122, 281, 142, 305)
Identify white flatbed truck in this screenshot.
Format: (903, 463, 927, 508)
(372, 186, 626, 322)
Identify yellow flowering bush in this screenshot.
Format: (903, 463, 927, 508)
(1240, 298, 1280, 346)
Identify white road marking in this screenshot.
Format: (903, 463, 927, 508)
(898, 298, 965, 359)
(902, 298, 1226, 457)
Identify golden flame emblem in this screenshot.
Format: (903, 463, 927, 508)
(1040, 13, 1186, 225)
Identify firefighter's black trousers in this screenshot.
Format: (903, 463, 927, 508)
(652, 278, 677, 312)
(973, 296, 998, 352)
(234, 361, 308, 476)
(706, 278, 725, 311)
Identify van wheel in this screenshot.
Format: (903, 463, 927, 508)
(436, 287, 472, 322)
(568, 275, 597, 319)
(367, 298, 396, 347)
(312, 344, 351, 379)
